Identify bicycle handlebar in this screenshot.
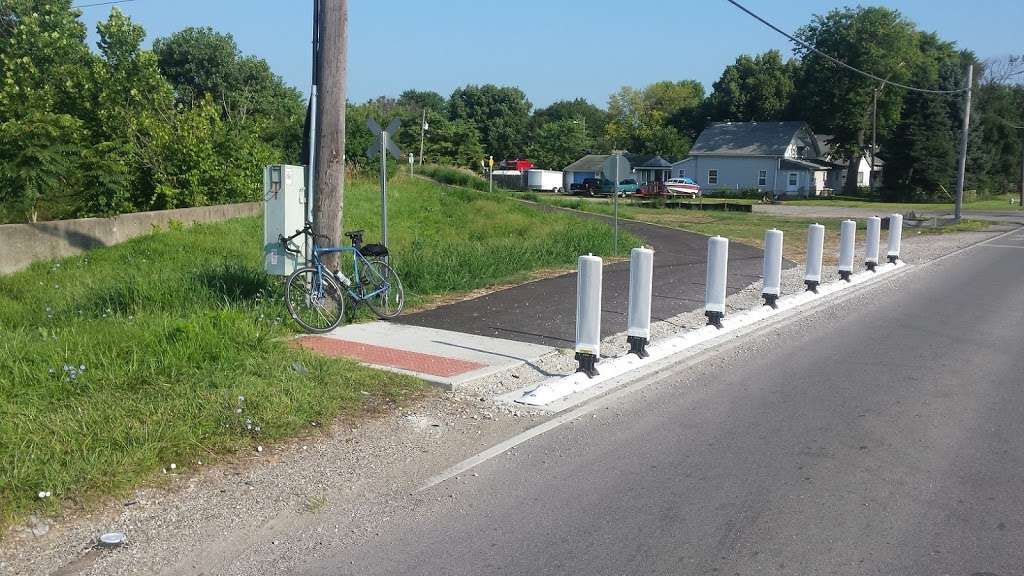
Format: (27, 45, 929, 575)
(279, 223, 331, 255)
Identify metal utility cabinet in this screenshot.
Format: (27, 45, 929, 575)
(263, 165, 307, 276)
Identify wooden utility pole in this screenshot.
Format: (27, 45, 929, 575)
(312, 0, 347, 267)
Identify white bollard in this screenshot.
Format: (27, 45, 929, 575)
(838, 219, 856, 281)
(865, 216, 881, 271)
(887, 213, 903, 263)
(804, 223, 825, 292)
(705, 236, 729, 328)
(762, 229, 783, 308)
(575, 254, 602, 377)
(626, 247, 654, 358)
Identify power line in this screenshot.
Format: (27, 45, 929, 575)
(73, 0, 138, 8)
(723, 0, 968, 95)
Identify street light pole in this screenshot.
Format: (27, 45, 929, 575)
(871, 87, 878, 186)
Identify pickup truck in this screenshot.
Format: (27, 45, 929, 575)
(596, 178, 640, 197)
(575, 177, 604, 196)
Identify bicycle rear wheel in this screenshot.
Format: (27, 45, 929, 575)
(285, 267, 346, 333)
(363, 260, 405, 319)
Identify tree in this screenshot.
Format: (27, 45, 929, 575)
(707, 50, 798, 122)
(0, 112, 84, 222)
(603, 83, 697, 158)
(424, 118, 484, 168)
(153, 27, 304, 160)
(884, 90, 956, 199)
(448, 84, 531, 160)
(527, 119, 591, 170)
(794, 6, 920, 194)
(531, 98, 608, 143)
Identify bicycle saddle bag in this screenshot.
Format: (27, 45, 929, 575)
(360, 243, 389, 257)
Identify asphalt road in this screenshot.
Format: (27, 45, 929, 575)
(300, 229, 1024, 575)
(401, 208, 767, 348)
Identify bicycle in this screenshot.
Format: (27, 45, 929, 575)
(279, 223, 405, 333)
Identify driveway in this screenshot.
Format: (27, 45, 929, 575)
(399, 206, 767, 348)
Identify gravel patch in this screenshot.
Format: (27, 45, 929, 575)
(0, 225, 1014, 576)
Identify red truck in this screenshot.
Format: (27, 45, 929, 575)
(500, 159, 535, 172)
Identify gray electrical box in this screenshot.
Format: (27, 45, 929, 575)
(263, 165, 307, 276)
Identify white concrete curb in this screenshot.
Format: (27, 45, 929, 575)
(515, 261, 907, 406)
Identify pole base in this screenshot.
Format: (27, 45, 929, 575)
(839, 270, 852, 282)
(762, 293, 778, 309)
(805, 280, 820, 293)
(866, 261, 877, 272)
(627, 335, 649, 358)
(575, 352, 599, 379)
(887, 255, 899, 264)
(705, 311, 725, 329)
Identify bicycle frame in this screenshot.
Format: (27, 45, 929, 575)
(308, 244, 389, 303)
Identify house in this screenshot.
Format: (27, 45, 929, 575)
(815, 135, 883, 190)
(562, 153, 675, 191)
(671, 121, 837, 197)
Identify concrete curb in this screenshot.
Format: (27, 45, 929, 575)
(513, 261, 907, 407)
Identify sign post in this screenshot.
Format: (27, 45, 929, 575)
(409, 153, 415, 176)
(366, 117, 402, 248)
(603, 153, 631, 253)
(488, 155, 494, 194)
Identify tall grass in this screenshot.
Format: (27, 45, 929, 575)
(0, 174, 634, 526)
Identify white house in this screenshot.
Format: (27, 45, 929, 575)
(672, 121, 837, 197)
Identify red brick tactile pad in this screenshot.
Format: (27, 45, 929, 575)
(295, 336, 487, 377)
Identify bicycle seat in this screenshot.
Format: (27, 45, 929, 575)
(344, 230, 364, 239)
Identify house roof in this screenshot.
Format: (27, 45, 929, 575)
(690, 121, 809, 156)
(781, 158, 835, 171)
(563, 154, 609, 172)
(634, 154, 673, 169)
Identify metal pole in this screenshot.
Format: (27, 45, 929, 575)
(613, 154, 620, 253)
(489, 165, 493, 194)
(419, 109, 426, 166)
(955, 64, 973, 221)
(380, 131, 388, 248)
(871, 88, 877, 188)
(1020, 144, 1023, 208)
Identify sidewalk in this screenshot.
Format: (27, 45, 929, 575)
(295, 322, 555, 389)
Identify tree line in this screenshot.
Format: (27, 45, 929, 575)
(2, 2, 1022, 224)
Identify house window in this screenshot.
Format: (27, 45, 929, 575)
(758, 170, 768, 186)
(797, 145, 806, 158)
(708, 170, 718, 185)
(857, 171, 865, 185)
(788, 172, 798, 186)
(678, 169, 686, 178)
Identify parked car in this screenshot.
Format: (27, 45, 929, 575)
(664, 177, 701, 198)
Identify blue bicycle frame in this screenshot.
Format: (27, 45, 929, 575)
(308, 244, 389, 303)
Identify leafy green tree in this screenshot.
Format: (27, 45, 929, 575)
(604, 84, 695, 158)
(707, 50, 799, 122)
(0, 0, 93, 119)
(884, 90, 956, 199)
(527, 119, 591, 170)
(448, 84, 531, 160)
(424, 118, 484, 168)
(397, 89, 447, 115)
(153, 27, 304, 159)
(793, 6, 921, 194)
(531, 98, 607, 143)
(0, 112, 84, 222)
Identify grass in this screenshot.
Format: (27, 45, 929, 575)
(517, 193, 987, 263)
(0, 174, 634, 527)
(781, 193, 1023, 212)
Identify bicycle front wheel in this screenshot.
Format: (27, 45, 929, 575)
(284, 267, 346, 333)
(363, 260, 405, 319)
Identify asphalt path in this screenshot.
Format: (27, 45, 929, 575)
(302, 228, 1024, 575)
(400, 207, 767, 348)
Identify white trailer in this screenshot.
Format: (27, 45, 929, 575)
(526, 169, 564, 193)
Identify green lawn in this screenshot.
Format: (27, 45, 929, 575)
(523, 194, 986, 263)
(0, 175, 634, 527)
(781, 193, 1023, 212)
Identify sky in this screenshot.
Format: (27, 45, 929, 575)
(77, 0, 1023, 109)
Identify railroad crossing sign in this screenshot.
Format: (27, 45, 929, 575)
(366, 117, 402, 159)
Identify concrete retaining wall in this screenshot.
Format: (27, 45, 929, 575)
(0, 202, 262, 275)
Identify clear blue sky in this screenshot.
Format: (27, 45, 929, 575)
(78, 0, 1021, 109)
